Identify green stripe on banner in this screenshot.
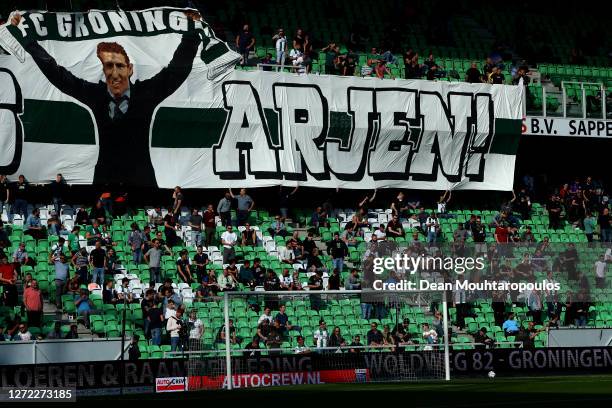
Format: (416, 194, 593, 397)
(151, 107, 227, 148)
(22, 99, 96, 144)
(328, 111, 352, 145)
(490, 118, 522, 155)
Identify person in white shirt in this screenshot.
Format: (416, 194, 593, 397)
(13, 323, 33, 341)
(313, 320, 329, 348)
(187, 310, 203, 350)
(166, 308, 184, 352)
(595, 254, 607, 289)
(273, 29, 287, 65)
(220, 225, 237, 264)
(293, 335, 311, 354)
(165, 299, 178, 320)
(406, 214, 421, 232)
(289, 44, 305, 73)
(373, 225, 387, 240)
(437, 190, 451, 217)
(280, 269, 293, 289)
(422, 323, 438, 350)
(258, 307, 274, 325)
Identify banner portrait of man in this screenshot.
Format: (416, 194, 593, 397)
(9, 11, 204, 187)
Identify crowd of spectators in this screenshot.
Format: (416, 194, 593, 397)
(233, 25, 530, 85)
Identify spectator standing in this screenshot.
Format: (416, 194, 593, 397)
(53, 254, 69, 308)
(599, 208, 612, 242)
(176, 250, 193, 284)
(327, 233, 348, 273)
(23, 279, 43, 327)
(167, 307, 185, 352)
(193, 246, 209, 283)
(220, 225, 237, 264)
(49, 173, 67, 216)
(127, 223, 145, 264)
(391, 192, 410, 217)
(89, 241, 106, 286)
(217, 192, 232, 227)
(0, 256, 18, 307)
(187, 310, 203, 351)
(236, 24, 255, 66)
(11, 175, 29, 220)
(203, 204, 217, 247)
(425, 213, 440, 243)
(583, 212, 597, 242)
(189, 208, 203, 247)
(595, 254, 607, 289)
(172, 186, 183, 216)
(147, 301, 164, 346)
(0, 175, 10, 222)
(144, 239, 163, 283)
(230, 188, 254, 226)
(128, 335, 141, 360)
(273, 29, 287, 65)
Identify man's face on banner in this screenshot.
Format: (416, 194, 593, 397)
(99, 51, 133, 98)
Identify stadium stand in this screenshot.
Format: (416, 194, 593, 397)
(1, 176, 610, 356)
(0, 1, 609, 362)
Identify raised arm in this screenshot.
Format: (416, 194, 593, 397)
(141, 15, 201, 102)
(10, 14, 97, 104)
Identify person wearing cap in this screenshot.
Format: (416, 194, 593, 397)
(313, 320, 329, 348)
(474, 327, 494, 350)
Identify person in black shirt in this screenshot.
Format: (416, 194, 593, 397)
(252, 258, 266, 286)
(128, 335, 141, 361)
(465, 62, 482, 83)
(307, 271, 323, 311)
(89, 201, 107, 226)
(367, 322, 383, 346)
(102, 280, 118, 305)
(547, 194, 562, 230)
(349, 335, 363, 353)
(147, 302, 164, 346)
(489, 67, 505, 84)
(235, 24, 255, 66)
(302, 233, 317, 256)
(392, 318, 412, 345)
(49, 174, 67, 217)
(176, 251, 193, 284)
(327, 233, 348, 273)
(473, 327, 494, 350)
(327, 268, 342, 290)
(342, 55, 356, 76)
(11, 12, 202, 187)
(193, 246, 209, 283)
(0, 175, 11, 222)
(598, 207, 612, 242)
(243, 337, 261, 358)
(11, 175, 29, 220)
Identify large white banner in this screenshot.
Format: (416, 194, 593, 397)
(0, 8, 523, 190)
